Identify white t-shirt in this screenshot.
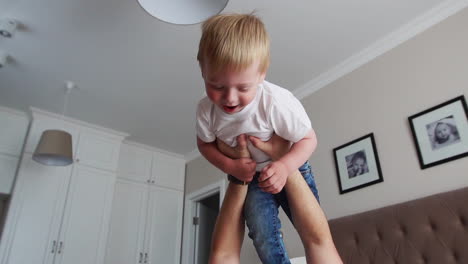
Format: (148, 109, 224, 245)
(196, 81, 312, 170)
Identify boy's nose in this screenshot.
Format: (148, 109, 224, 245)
(224, 88, 237, 104)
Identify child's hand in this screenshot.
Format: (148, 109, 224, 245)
(258, 160, 289, 194)
(230, 158, 256, 182)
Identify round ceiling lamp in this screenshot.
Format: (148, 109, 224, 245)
(137, 0, 229, 25)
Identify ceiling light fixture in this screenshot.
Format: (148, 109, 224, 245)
(137, 0, 229, 25)
(0, 18, 18, 38)
(33, 81, 76, 166)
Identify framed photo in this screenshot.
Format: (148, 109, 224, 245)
(408, 95, 468, 169)
(333, 133, 383, 194)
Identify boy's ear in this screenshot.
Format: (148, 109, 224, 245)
(199, 62, 206, 78)
(258, 71, 267, 82)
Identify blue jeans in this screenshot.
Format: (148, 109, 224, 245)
(243, 161, 319, 264)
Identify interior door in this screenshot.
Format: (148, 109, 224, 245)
(0, 153, 19, 194)
(146, 186, 183, 264)
(54, 165, 116, 264)
(105, 180, 149, 264)
(196, 197, 218, 264)
(0, 110, 28, 156)
(192, 202, 200, 264)
(0, 154, 71, 264)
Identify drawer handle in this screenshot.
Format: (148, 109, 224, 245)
(51, 240, 57, 253)
(58, 241, 63, 254)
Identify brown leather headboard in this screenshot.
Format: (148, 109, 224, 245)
(328, 187, 468, 264)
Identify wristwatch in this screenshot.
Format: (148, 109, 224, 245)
(227, 174, 249, 185)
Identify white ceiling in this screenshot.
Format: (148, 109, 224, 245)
(1, 0, 465, 159)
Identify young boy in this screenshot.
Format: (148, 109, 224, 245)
(196, 13, 341, 263)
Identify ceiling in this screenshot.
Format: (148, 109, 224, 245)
(0, 0, 463, 159)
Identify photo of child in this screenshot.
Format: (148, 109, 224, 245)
(345, 150, 369, 179)
(334, 133, 383, 193)
(426, 116, 461, 150)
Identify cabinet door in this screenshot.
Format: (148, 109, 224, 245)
(145, 187, 183, 264)
(0, 154, 71, 264)
(117, 143, 152, 184)
(75, 130, 121, 172)
(0, 153, 19, 194)
(151, 153, 185, 191)
(54, 165, 116, 264)
(105, 180, 148, 264)
(0, 110, 28, 156)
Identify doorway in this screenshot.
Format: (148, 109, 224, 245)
(193, 193, 219, 264)
(0, 194, 10, 239)
(182, 180, 225, 264)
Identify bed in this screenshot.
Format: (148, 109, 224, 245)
(328, 187, 468, 263)
(291, 187, 468, 263)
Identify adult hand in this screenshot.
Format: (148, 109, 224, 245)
(217, 134, 255, 182)
(217, 134, 251, 159)
(216, 134, 293, 189)
(248, 134, 290, 161)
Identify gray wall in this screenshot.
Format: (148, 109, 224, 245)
(185, 7, 468, 263)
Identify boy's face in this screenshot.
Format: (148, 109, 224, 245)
(201, 60, 266, 114)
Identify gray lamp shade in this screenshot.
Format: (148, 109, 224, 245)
(33, 130, 73, 166)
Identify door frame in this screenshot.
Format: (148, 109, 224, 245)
(181, 179, 226, 264)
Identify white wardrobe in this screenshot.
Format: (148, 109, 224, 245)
(104, 142, 185, 264)
(0, 108, 127, 264)
(0, 107, 29, 195)
(0, 107, 186, 264)
(0, 107, 29, 237)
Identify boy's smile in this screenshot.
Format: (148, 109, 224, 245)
(201, 60, 266, 114)
(223, 105, 240, 113)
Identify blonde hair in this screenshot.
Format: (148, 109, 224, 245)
(197, 13, 270, 74)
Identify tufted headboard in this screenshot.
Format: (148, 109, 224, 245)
(328, 187, 468, 264)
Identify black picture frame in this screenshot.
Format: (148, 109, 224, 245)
(408, 95, 468, 169)
(333, 133, 384, 194)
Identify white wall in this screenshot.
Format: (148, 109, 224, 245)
(185, 6, 468, 263)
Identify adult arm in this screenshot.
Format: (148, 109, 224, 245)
(197, 136, 256, 182)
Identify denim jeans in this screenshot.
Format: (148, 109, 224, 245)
(243, 161, 319, 264)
